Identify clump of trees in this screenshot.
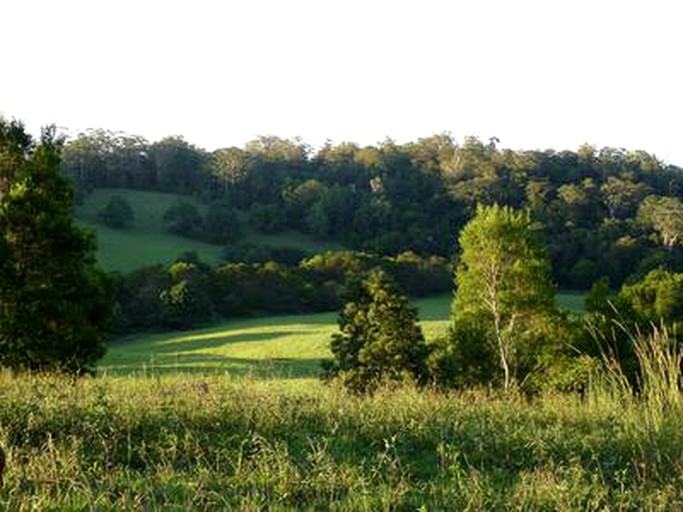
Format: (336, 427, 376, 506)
(112, 251, 451, 333)
(0, 119, 112, 374)
(326, 205, 581, 393)
(162, 200, 243, 244)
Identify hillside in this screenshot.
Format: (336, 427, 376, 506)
(75, 189, 343, 272)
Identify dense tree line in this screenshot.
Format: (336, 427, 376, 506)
(113, 251, 450, 333)
(61, 131, 683, 289)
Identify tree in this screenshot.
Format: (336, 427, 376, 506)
(452, 204, 555, 389)
(325, 270, 429, 392)
(202, 201, 243, 244)
(600, 176, 651, 220)
(619, 268, 683, 327)
(163, 201, 204, 238)
(638, 195, 683, 249)
(160, 261, 213, 329)
(0, 121, 112, 373)
(98, 194, 135, 229)
(248, 203, 286, 234)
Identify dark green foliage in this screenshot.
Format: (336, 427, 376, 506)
(620, 268, 683, 327)
(160, 262, 214, 329)
(113, 250, 451, 333)
(62, 129, 683, 289)
(111, 265, 170, 332)
(326, 270, 430, 392)
(211, 261, 314, 317)
(0, 122, 112, 373)
(98, 194, 134, 229)
(221, 243, 309, 265)
(163, 201, 204, 238)
(248, 203, 286, 234)
(568, 258, 601, 290)
(202, 201, 243, 244)
(428, 318, 496, 388)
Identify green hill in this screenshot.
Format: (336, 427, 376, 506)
(76, 189, 343, 272)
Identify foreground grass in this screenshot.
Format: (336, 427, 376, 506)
(0, 371, 682, 510)
(76, 188, 344, 272)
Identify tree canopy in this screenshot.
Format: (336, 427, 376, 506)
(61, 130, 683, 290)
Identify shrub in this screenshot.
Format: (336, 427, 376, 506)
(163, 201, 204, 238)
(98, 195, 134, 229)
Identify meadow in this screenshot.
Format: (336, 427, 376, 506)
(1, 366, 683, 509)
(76, 189, 343, 272)
(101, 293, 581, 378)
(3, 284, 683, 509)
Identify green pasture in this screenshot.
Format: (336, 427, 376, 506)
(75, 188, 345, 272)
(102, 292, 583, 377)
(101, 294, 454, 378)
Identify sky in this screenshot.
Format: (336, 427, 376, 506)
(2, 0, 682, 164)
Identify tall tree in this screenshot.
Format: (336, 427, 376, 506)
(0, 120, 112, 373)
(452, 204, 554, 389)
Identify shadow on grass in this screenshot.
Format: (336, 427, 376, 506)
(146, 330, 298, 354)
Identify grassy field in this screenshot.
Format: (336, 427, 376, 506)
(7, 291, 683, 510)
(1, 368, 682, 510)
(101, 294, 453, 378)
(76, 189, 344, 272)
(102, 293, 583, 378)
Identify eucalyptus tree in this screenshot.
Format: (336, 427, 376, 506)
(452, 204, 555, 389)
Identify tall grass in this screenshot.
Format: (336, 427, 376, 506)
(1, 370, 683, 509)
(590, 322, 683, 431)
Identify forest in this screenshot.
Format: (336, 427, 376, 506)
(61, 129, 683, 290)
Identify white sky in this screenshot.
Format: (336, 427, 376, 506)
(2, 0, 682, 164)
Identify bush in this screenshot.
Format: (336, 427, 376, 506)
(203, 201, 243, 244)
(98, 195, 134, 229)
(248, 203, 287, 234)
(163, 201, 204, 238)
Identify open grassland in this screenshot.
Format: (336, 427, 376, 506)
(76, 189, 223, 271)
(75, 189, 344, 272)
(102, 292, 583, 378)
(1, 370, 682, 510)
(9, 291, 674, 511)
(101, 294, 454, 378)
